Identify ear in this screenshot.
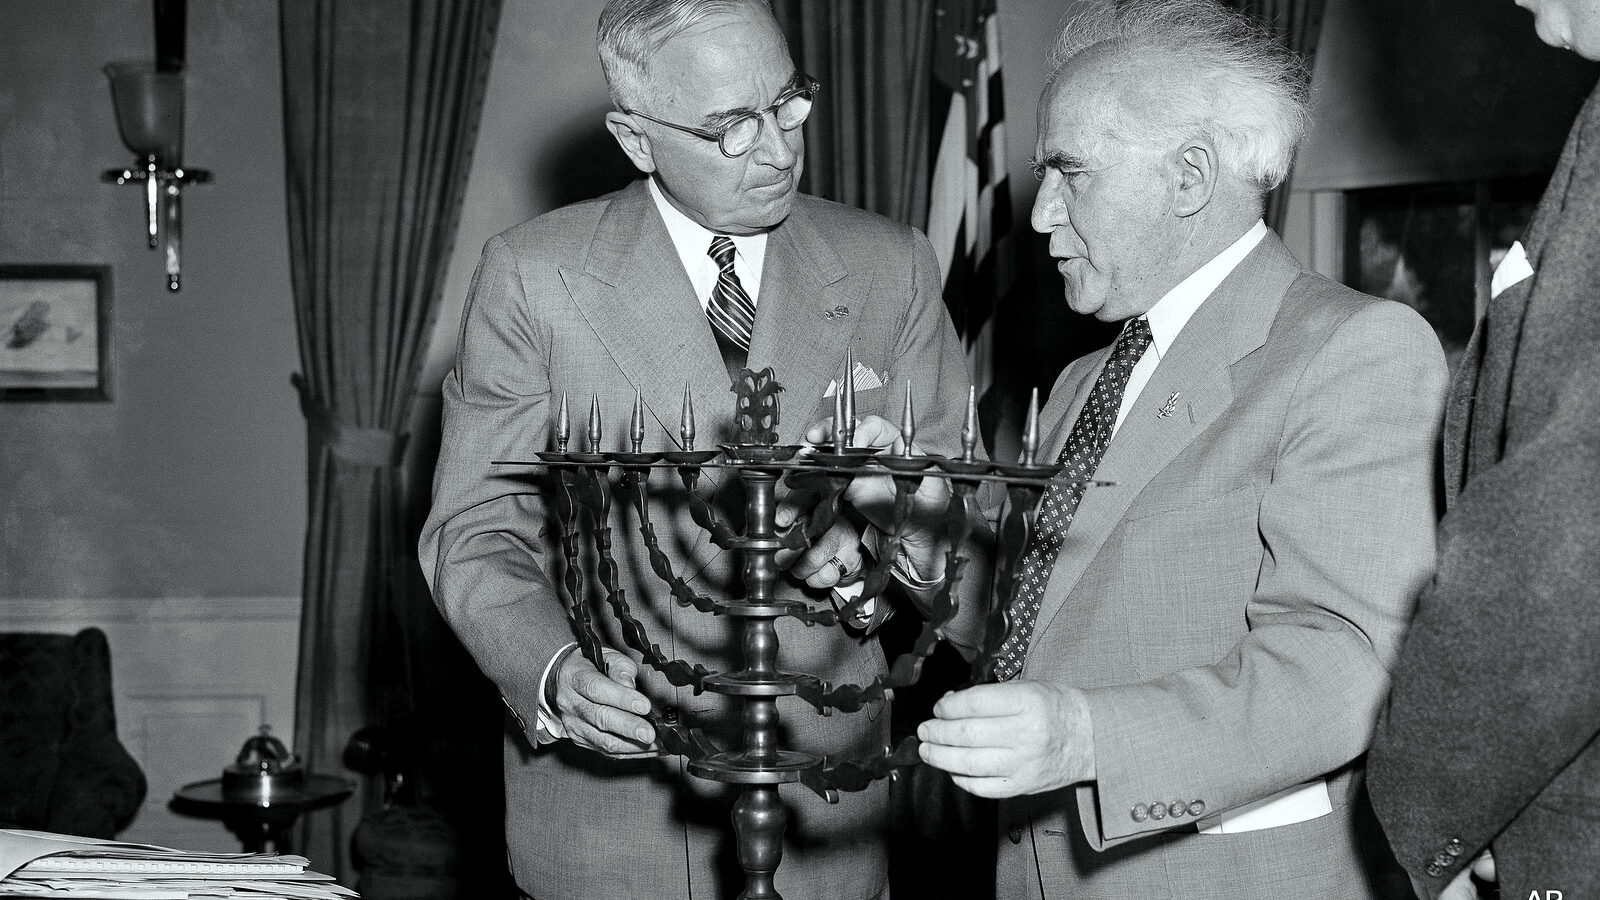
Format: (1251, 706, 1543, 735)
(1170, 139, 1217, 218)
(605, 111, 656, 175)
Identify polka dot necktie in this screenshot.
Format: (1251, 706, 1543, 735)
(706, 235, 756, 351)
(991, 317, 1154, 681)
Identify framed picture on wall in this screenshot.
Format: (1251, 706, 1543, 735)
(0, 264, 112, 401)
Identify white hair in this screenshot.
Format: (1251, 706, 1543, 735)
(1047, 0, 1311, 193)
(597, 0, 780, 111)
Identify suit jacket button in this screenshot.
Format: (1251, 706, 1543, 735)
(1008, 823, 1024, 844)
(1187, 800, 1206, 817)
(1148, 801, 1167, 821)
(1426, 863, 1444, 877)
(1445, 838, 1464, 857)
(1433, 852, 1453, 868)
(1131, 804, 1149, 823)
(1168, 801, 1187, 818)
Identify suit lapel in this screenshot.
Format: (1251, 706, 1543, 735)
(1441, 321, 1484, 505)
(747, 198, 866, 440)
(1028, 233, 1299, 645)
(1502, 83, 1600, 455)
(559, 179, 738, 450)
(1456, 88, 1594, 492)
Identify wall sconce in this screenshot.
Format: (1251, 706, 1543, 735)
(102, 61, 210, 292)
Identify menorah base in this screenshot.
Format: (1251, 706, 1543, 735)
(689, 749, 818, 784)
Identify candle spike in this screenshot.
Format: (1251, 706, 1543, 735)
(680, 382, 696, 451)
(556, 392, 570, 454)
(841, 350, 856, 447)
(588, 394, 603, 453)
(961, 385, 979, 462)
(899, 380, 916, 458)
(832, 388, 845, 449)
(1022, 387, 1041, 466)
(631, 386, 646, 453)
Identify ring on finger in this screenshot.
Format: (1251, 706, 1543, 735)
(828, 555, 862, 586)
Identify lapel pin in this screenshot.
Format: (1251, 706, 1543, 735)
(823, 305, 850, 320)
(1156, 391, 1181, 419)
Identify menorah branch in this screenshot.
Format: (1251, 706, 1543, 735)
(971, 479, 1054, 685)
(579, 465, 713, 693)
(555, 468, 609, 673)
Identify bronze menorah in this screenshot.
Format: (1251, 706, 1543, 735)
(495, 358, 1088, 900)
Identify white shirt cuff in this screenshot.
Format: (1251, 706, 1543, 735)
(1197, 779, 1331, 834)
(861, 524, 946, 593)
(532, 641, 578, 741)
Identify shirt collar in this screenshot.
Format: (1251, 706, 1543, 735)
(1142, 219, 1268, 358)
(647, 175, 769, 289)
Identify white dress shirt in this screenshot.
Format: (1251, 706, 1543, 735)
(648, 175, 769, 309)
(1112, 219, 1268, 435)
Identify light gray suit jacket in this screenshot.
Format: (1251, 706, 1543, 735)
(420, 178, 972, 900)
(992, 233, 1446, 900)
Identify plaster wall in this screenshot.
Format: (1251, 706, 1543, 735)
(0, 1, 302, 602)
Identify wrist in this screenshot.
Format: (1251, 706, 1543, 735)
(542, 643, 581, 715)
(861, 523, 946, 590)
(895, 536, 948, 588)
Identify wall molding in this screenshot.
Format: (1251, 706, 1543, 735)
(0, 595, 305, 851)
(1, 596, 300, 626)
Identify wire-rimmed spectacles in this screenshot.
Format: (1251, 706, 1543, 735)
(624, 73, 820, 158)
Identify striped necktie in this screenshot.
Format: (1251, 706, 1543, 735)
(991, 317, 1154, 681)
(707, 235, 756, 351)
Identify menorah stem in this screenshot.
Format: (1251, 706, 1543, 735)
(732, 784, 787, 900)
(740, 471, 780, 604)
(734, 467, 787, 897)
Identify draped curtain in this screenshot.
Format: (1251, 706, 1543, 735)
(279, 0, 500, 878)
(770, 0, 935, 228)
(1225, 0, 1332, 232)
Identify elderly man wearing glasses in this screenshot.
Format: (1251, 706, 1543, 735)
(420, 1, 975, 898)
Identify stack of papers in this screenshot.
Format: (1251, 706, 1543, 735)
(0, 830, 355, 899)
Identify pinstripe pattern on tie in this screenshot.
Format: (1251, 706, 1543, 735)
(707, 235, 756, 350)
(992, 317, 1154, 681)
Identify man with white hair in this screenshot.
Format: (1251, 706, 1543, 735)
(840, 1, 1447, 896)
(420, 0, 974, 897)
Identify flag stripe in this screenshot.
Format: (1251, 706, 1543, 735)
(929, 0, 1012, 415)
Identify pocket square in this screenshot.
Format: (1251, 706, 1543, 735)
(1490, 240, 1533, 299)
(824, 362, 888, 397)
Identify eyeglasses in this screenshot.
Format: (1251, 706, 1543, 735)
(624, 73, 820, 158)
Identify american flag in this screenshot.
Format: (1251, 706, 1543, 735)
(927, 0, 1014, 443)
